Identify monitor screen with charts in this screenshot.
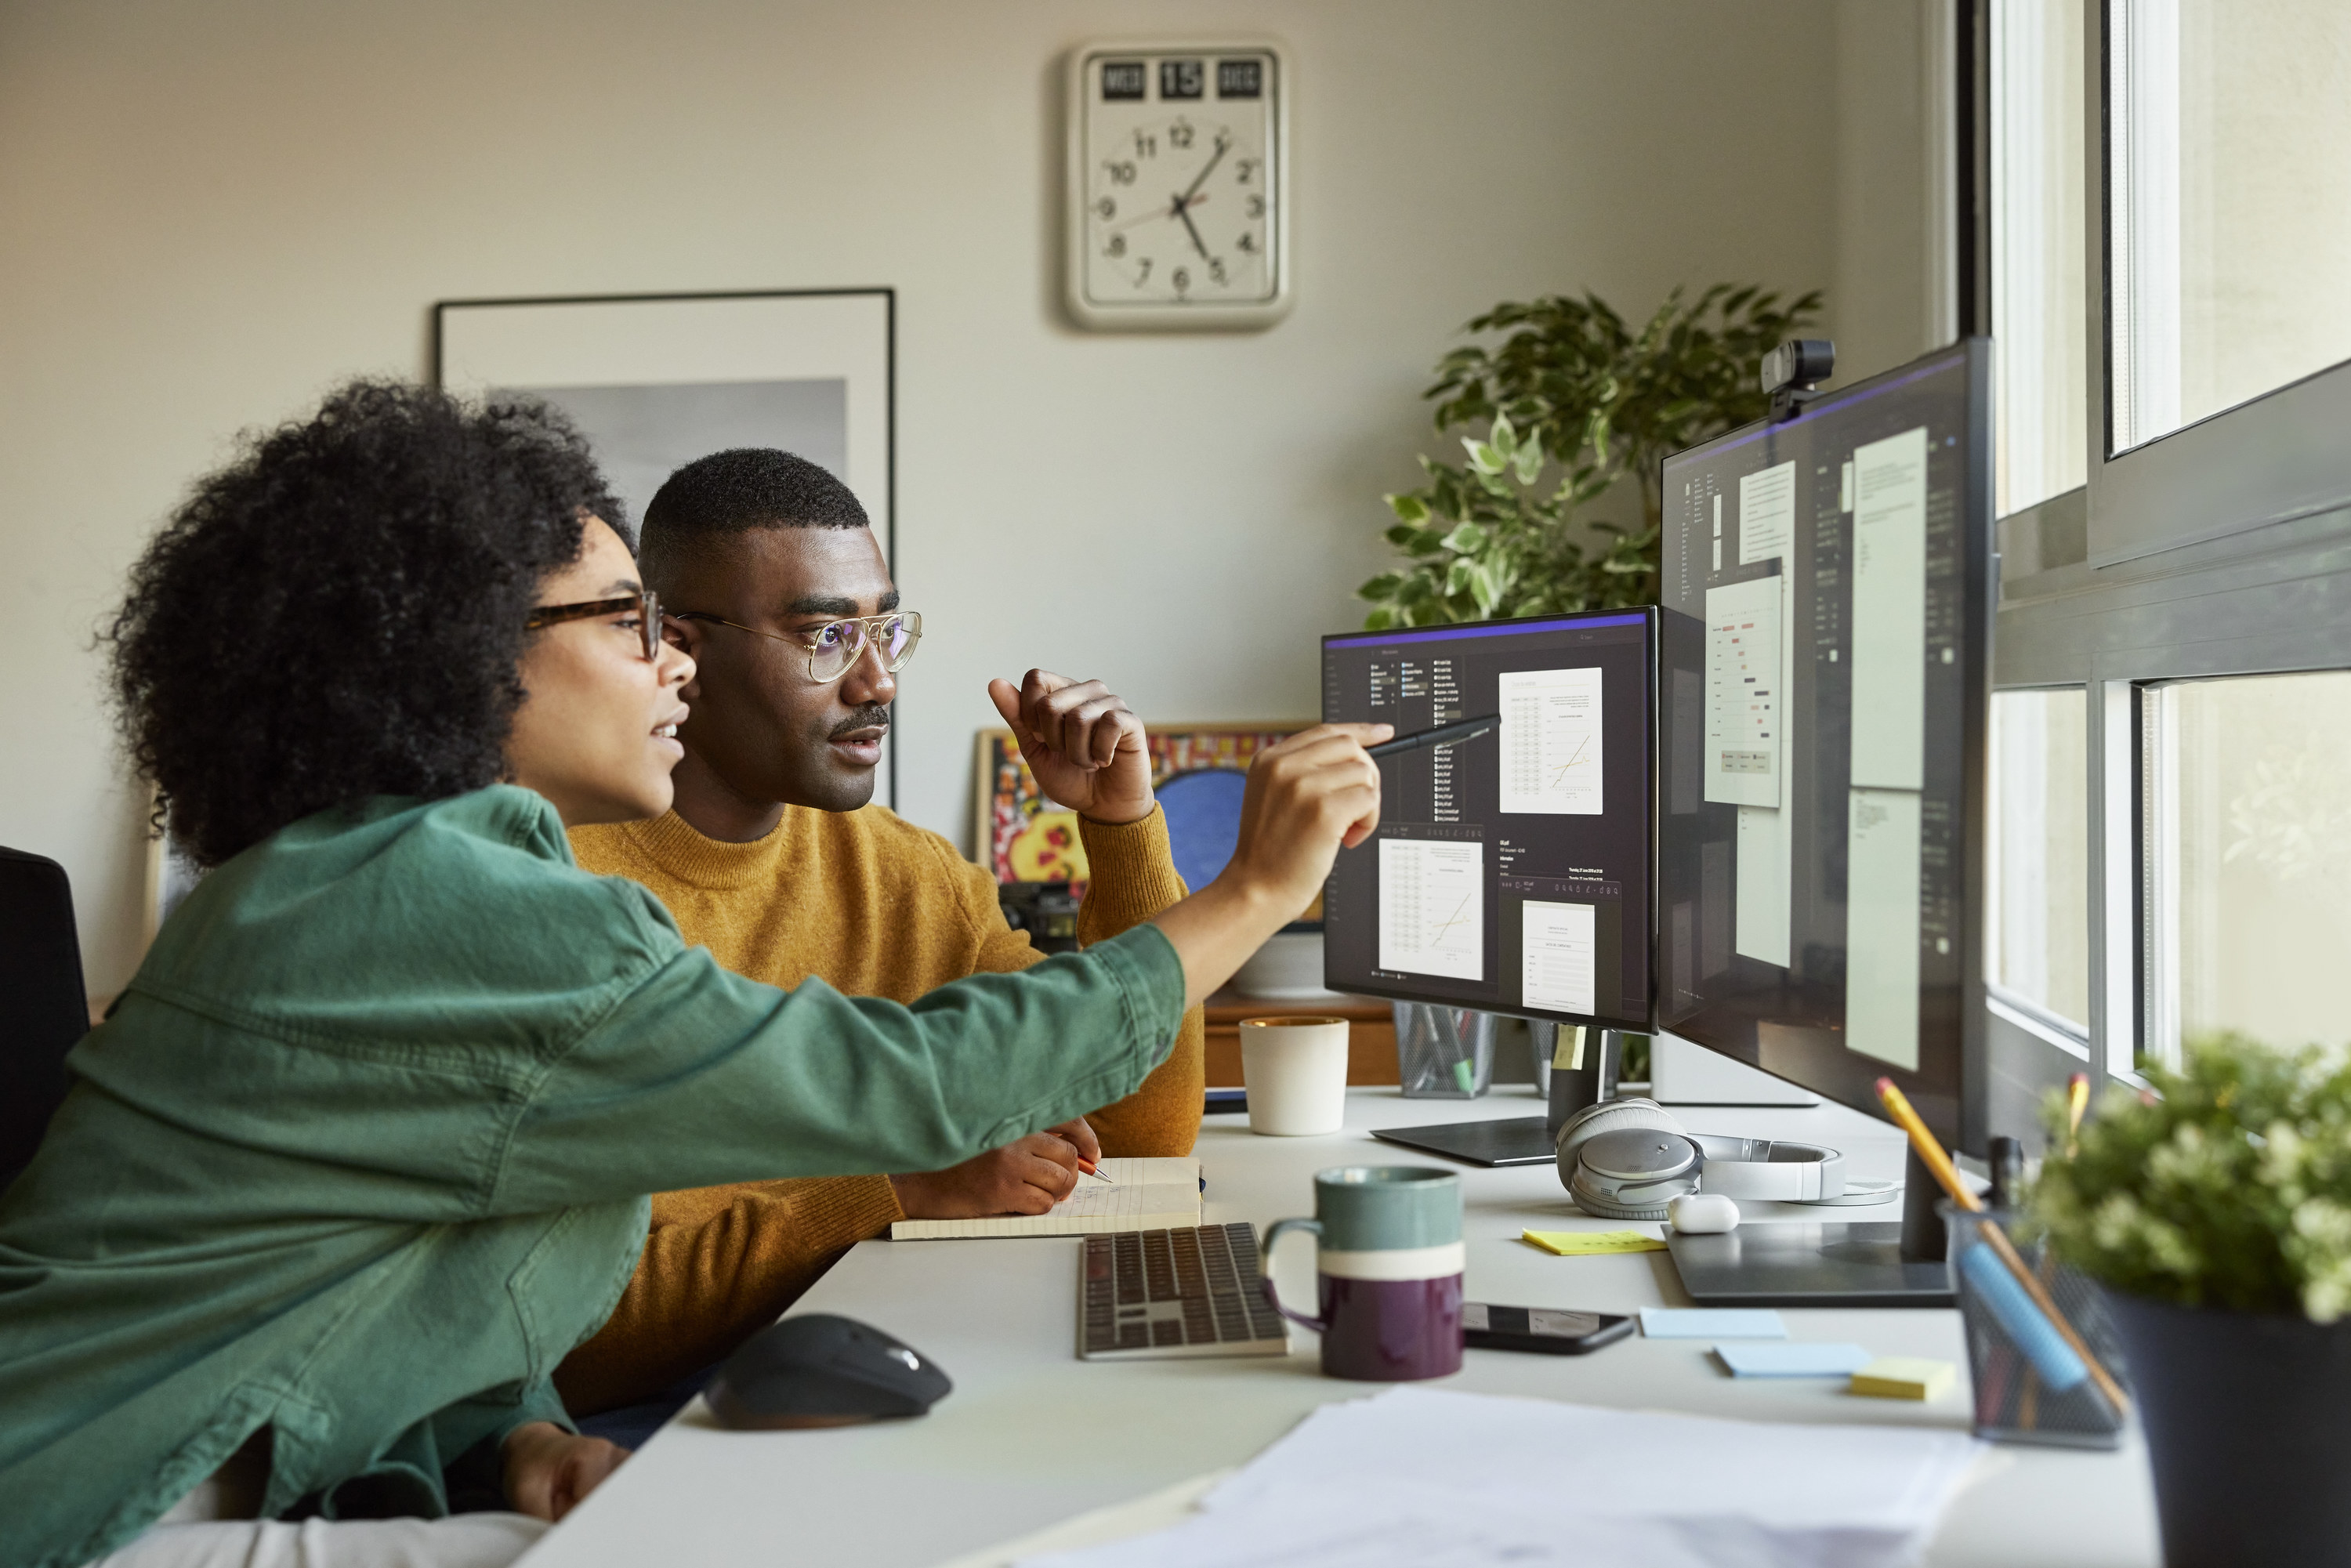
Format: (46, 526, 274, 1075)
(1320, 610, 1656, 1030)
(1654, 341, 1993, 1151)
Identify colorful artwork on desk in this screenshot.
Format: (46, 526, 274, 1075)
(973, 724, 1306, 891)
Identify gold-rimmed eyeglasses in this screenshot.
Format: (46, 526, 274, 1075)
(523, 590, 664, 662)
(668, 609, 922, 685)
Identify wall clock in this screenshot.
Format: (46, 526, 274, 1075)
(1063, 39, 1291, 331)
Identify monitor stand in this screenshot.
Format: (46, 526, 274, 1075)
(1368, 1025, 1621, 1170)
(1665, 1146, 1955, 1307)
(1372, 1116, 1555, 1167)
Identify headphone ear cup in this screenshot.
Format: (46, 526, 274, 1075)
(1555, 1098, 1683, 1180)
(1568, 1168, 1697, 1222)
(1556, 1099, 1690, 1218)
(1566, 1127, 1703, 1221)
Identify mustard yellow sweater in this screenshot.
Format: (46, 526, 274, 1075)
(551, 802, 1202, 1411)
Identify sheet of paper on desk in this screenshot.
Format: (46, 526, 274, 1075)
(1018, 1387, 1983, 1568)
(889, 1158, 1201, 1239)
(1024, 1493, 1853, 1568)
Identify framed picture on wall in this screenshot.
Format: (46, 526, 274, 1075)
(434, 288, 897, 806)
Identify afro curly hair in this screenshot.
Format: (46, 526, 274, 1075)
(107, 379, 624, 868)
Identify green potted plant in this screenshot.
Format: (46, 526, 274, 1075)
(2033, 1034, 2351, 1566)
(1357, 282, 1823, 630)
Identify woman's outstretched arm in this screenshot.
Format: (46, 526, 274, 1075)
(491, 724, 1389, 1211)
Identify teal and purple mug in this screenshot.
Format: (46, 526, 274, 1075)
(1262, 1165, 1464, 1381)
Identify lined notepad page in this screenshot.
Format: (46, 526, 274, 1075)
(888, 1157, 1202, 1240)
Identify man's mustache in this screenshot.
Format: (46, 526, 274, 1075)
(829, 705, 893, 741)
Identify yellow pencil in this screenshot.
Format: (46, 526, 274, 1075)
(1875, 1078, 1980, 1214)
(2066, 1073, 2090, 1156)
(1874, 1077, 2129, 1415)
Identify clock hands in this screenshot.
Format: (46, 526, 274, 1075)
(1177, 202, 1212, 261)
(1096, 132, 1236, 277)
(1170, 135, 1230, 259)
(1178, 134, 1231, 208)
(1105, 191, 1208, 235)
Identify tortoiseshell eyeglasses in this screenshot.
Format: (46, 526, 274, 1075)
(523, 590, 663, 663)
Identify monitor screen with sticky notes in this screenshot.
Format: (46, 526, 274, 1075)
(1655, 342, 1997, 1153)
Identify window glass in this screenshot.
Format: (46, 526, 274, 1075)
(2143, 672, 2351, 1065)
(1987, 688, 2090, 1030)
(1991, 0, 2088, 516)
(2109, 0, 2351, 451)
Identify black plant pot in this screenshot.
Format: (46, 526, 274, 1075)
(2104, 1289, 2351, 1566)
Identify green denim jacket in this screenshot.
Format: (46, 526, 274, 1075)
(0, 786, 1183, 1568)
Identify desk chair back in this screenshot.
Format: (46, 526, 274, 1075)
(0, 847, 89, 1193)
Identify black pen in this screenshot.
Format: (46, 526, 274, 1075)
(1366, 714, 1502, 759)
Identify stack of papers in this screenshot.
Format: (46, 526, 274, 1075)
(1020, 1387, 1983, 1568)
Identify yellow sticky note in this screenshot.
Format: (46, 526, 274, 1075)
(1849, 1356, 1958, 1400)
(1521, 1228, 1668, 1256)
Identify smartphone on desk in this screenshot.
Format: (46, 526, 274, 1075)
(1462, 1303, 1632, 1355)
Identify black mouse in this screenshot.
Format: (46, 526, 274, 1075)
(705, 1313, 953, 1430)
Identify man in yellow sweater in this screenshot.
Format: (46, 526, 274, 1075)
(554, 449, 1203, 1413)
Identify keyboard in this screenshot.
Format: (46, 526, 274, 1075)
(1078, 1222, 1291, 1360)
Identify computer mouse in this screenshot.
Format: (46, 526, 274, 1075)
(705, 1313, 953, 1430)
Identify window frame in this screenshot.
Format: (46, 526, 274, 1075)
(1982, 683, 2093, 1043)
(1983, 0, 2351, 1095)
(2088, 0, 2351, 569)
(1997, 533, 2351, 1086)
(2132, 668, 2351, 1073)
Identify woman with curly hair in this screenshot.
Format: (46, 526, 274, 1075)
(0, 382, 1386, 1568)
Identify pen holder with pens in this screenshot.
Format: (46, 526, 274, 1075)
(1946, 1202, 2129, 1449)
(1392, 1004, 1495, 1099)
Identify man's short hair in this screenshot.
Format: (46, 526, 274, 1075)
(636, 448, 868, 585)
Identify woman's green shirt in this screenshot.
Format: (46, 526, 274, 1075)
(0, 786, 1184, 1568)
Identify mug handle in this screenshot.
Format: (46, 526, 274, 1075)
(1260, 1216, 1328, 1332)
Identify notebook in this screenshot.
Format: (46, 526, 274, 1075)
(889, 1157, 1203, 1240)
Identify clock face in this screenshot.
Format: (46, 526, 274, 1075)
(1075, 49, 1283, 319)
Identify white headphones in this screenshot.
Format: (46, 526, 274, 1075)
(1555, 1099, 1896, 1221)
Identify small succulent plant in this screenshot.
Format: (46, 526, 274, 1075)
(2034, 1034, 2351, 1321)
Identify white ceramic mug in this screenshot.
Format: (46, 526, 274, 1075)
(1240, 1016, 1349, 1136)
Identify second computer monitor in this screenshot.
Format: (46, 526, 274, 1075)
(1655, 339, 1994, 1152)
(1321, 610, 1656, 1030)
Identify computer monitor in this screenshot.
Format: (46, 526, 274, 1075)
(1320, 609, 1657, 1032)
(1650, 339, 1993, 1304)
(1321, 608, 1657, 1168)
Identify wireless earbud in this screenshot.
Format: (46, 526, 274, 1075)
(1668, 1193, 1741, 1234)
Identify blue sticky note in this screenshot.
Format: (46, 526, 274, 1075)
(1714, 1342, 1875, 1378)
(1639, 1308, 1788, 1340)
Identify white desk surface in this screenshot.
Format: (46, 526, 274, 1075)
(522, 1091, 2158, 1568)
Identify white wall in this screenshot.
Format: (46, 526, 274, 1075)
(1, 0, 1905, 998)
(1835, 0, 1948, 384)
